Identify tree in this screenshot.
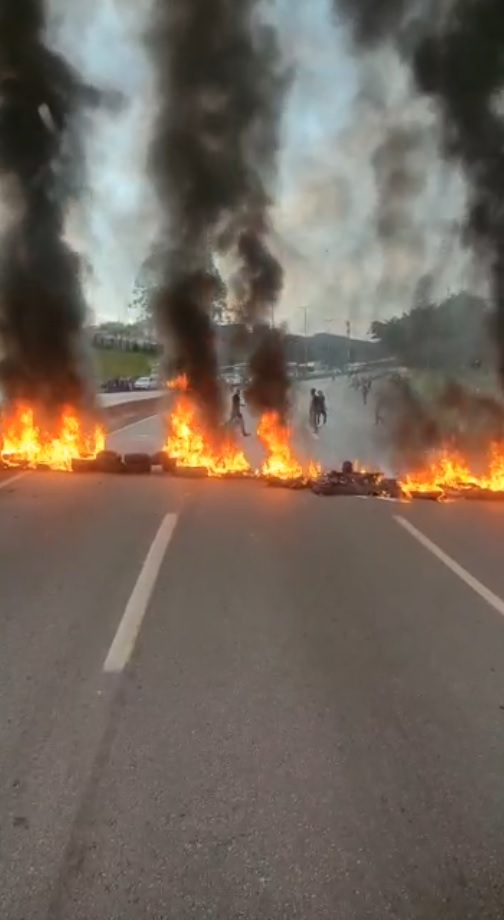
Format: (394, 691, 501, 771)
(128, 249, 229, 326)
(370, 293, 489, 368)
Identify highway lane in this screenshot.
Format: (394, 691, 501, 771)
(0, 469, 189, 920)
(1, 404, 504, 917)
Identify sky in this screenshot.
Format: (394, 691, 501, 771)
(47, 0, 477, 339)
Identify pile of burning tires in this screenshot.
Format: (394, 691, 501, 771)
(311, 462, 402, 498)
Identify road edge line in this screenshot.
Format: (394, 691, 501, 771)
(395, 515, 504, 619)
(103, 512, 178, 673)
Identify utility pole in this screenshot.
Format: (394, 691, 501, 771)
(346, 319, 352, 370)
(300, 306, 308, 370)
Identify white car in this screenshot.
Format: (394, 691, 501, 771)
(133, 376, 153, 391)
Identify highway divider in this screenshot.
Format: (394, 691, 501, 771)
(101, 391, 165, 432)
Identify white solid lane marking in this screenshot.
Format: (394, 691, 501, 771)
(103, 512, 178, 673)
(0, 471, 29, 492)
(395, 515, 504, 619)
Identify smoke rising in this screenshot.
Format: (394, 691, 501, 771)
(265, 4, 470, 342)
(0, 0, 114, 408)
(376, 374, 504, 471)
(372, 125, 425, 250)
(246, 326, 290, 420)
(412, 3, 504, 385)
(47, 0, 157, 329)
(332, 0, 504, 381)
(337, 0, 408, 47)
(147, 0, 289, 423)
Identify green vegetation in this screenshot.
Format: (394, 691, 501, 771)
(407, 367, 502, 409)
(370, 292, 490, 371)
(92, 347, 154, 382)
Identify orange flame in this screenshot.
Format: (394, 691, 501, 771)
(257, 411, 320, 481)
(400, 443, 504, 497)
(0, 404, 105, 471)
(166, 374, 189, 391)
(166, 396, 251, 476)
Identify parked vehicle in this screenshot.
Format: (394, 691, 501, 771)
(133, 376, 154, 391)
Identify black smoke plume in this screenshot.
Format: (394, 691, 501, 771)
(376, 374, 504, 470)
(412, 3, 504, 384)
(237, 223, 290, 420)
(372, 125, 425, 249)
(147, 0, 288, 424)
(333, 0, 504, 386)
(0, 0, 115, 409)
(336, 0, 409, 47)
(246, 325, 290, 420)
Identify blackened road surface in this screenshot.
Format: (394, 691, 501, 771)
(1, 398, 504, 918)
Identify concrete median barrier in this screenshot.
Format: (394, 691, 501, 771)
(102, 394, 164, 433)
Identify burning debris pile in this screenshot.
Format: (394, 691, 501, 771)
(312, 462, 402, 499)
(4, 369, 504, 501)
(399, 445, 504, 502)
(0, 404, 104, 472)
(310, 448, 504, 502)
(4, 386, 504, 503)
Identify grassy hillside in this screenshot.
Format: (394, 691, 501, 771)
(92, 347, 155, 382)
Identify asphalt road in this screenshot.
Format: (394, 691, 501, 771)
(1, 380, 504, 919)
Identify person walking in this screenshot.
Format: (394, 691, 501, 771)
(229, 389, 249, 436)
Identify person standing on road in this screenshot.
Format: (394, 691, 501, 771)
(229, 389, 250, 437)
(309, 388, 319, 433)
(317, 390, 327, 426)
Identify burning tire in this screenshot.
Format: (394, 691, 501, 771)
(123, 453, 152, 475)
(151, 451, 177, 474)
(0, 455, 29, 470)
(463, 488, 504, 501)
(408, 490, 443, 501)
(95, 450, 125, 474)
(377, 478, 403, 499)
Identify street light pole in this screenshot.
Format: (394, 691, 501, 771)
(346, 319, 352, 370)
(300, 306, 308, 370)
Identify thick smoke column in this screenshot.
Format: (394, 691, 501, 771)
(373, 124, 426, 259)
(237, 226, 290, 419)
(377, 374, 504, 471)
(0, 0, 111, 408)
(412, 2, 504, 384)
(333, 0, 504, 384)
(337, 0, 409, 47)
(147, 0, 288, 424)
